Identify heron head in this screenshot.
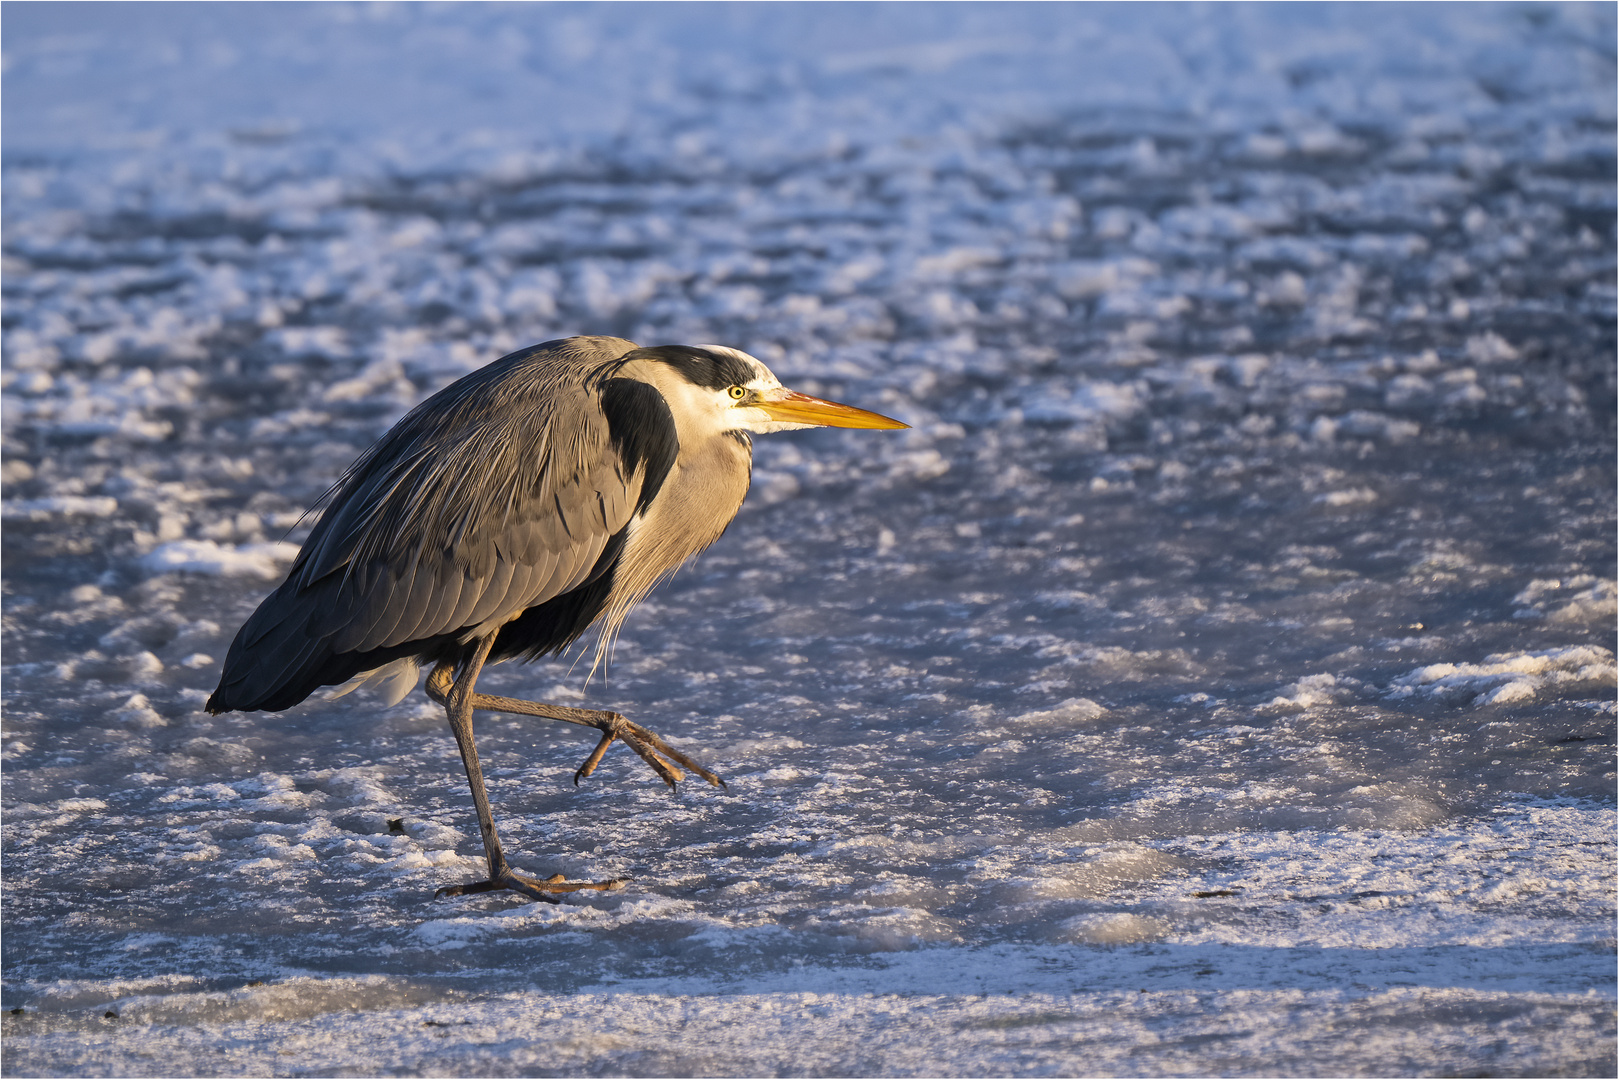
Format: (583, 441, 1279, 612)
(624, 344, 908, 436)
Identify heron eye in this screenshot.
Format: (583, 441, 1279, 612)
(728, 386, 747, 400)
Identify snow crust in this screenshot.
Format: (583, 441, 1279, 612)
(140, 539, 301, 580)
(2, 3, 1614, 1076)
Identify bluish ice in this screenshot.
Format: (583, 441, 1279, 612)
(2, 3, 1614, 1076)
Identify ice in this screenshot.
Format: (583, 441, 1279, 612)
(1390, 646, 1616, 706)
(1515, 575, 1619, 624)
(139, 539, 300, 579)
(3, 2, 1615, 1076)
(1, 495, 120, 522)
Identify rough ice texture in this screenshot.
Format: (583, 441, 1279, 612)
(2, 3, 1614, 1077)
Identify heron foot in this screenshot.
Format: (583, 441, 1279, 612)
(574, 714, 728, 791)
(435, 870, 632, 904)
(440, 685, 728, 793)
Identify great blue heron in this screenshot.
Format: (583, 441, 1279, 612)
(208, 336, 907, 902)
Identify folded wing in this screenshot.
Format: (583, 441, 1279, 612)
(208, 336, 672, 713)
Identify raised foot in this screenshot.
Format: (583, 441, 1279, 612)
(435, 871, 632, 904)
(575, 713, 727, 792)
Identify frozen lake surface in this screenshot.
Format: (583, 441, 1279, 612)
(3, 3, 1615, 1075)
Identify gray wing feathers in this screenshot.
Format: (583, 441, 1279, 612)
(462, 555, 520, 632)
(329, 567, 403, 653)
(370, 557, 435, 649)
(411, 561, 471, 647)
(291, 335, 644, 653)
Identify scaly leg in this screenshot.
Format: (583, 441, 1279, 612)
(425, 675, 725, 790)
(470, 692, 725, 791)
(429, 638, 630, 903)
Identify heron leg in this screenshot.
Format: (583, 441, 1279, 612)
(428, 641, 629, 904)
(452, 689, 725, 791)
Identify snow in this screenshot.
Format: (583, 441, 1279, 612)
(1, 495, 120, 522)
(140, 539, 301, 580)
(1390, 646, 1617, 706)
(3, 2, 1615, 1076)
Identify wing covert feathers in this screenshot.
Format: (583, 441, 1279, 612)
(208, 335, 666, 713)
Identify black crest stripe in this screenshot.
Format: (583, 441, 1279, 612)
(619, 345, 757, 390)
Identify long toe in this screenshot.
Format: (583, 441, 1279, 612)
(573, 729, 619, 785)
(616, 729, 686, 788)
(434, 872, 631, 903)
(460, 693, 726, 791)
(624, 720, 726, 789)
(506, 871, 631, 895)
(434, 878, 548, 902)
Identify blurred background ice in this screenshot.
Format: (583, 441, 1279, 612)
(3, 3, 1614, 1075)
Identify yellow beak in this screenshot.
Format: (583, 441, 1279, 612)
(753, 387, 909, 430)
